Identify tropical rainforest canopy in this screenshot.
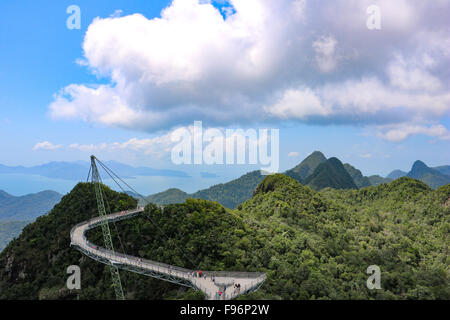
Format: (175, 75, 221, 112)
(0, 175, 448, 300)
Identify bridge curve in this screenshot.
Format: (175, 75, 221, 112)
(70, 207, 266, 300)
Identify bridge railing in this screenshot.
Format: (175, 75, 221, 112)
(203, 271, 266, 279)
(226, 274, 267, 299)
(69, 208, 143, 240)
(83, 238, 193, 275)
(71, 209, 193, 276)
(71, 207, 268, 300)
(73, 209, 266, 279)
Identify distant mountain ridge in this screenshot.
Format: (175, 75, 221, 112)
(343, 163, 372, 188)
(0, 190, 62, 221)
(387, 170, 407, 180)
(434, 165, 450, 176)
(144, 188, 189, 205)
(304, 157, 358, 190)
(285, 151, 326, 182)
(0, 190, 62, 251)
(367, 175, 392, 186)
(143, 152, 450, 208)
(0, 161, 189, 180)
(406, 160, 450, 189)
(1, 175, 449, 299)
(0, 221, 30, 252)
(144, 171, 265, 209)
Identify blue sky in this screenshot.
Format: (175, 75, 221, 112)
(0, 0, 449, 181)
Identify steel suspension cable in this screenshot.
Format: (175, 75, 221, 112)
(97, 172, 127, 257)
(94, 157, 200, 270)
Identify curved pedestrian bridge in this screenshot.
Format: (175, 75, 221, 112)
(70, 207, 266, 300)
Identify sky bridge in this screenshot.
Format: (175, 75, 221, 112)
(70, 156, 266, 300)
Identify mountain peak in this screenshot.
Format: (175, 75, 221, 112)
(304, 157, 358, 191)
(285, 151, 327, 182)
(411, 160, 428, 171)
(310, 150, 326, 158)
(407, 160, 450, 189)
(408, 160, 434, 177)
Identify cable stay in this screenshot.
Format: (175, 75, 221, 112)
(89, 155, 125, 300)
(94, 157, 201, 270)
(71, 155, 267, 300)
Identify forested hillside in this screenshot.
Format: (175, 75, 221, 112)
(304, 158, 358, 190)
(407, 161, 450, 189)
(285, 151, 326, 182)
(343, 163, 371, 188)
(144, 188, 189, 205)
(1, 176, 448, 300)
(238, 175, 449, 299)
(145, 171, 265, 209)
(0, 221, 29, 252)
(190, 170, 264, 208)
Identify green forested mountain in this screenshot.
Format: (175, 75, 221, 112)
(238, 175, 449, 299)
(368, 175, 393, 186)
(0, 176, 449, 300)
(144, 188, 189, 205)
(407, 160, 450, 189)
(304, 158, 358, 191)
(0, 183, 175, 300)
(147, 151, 329, 208)
(285, 151, 326, 182)
(0, 221, 30, 252)
(388, 166, 450, 180)
(343, 163, 372, 188)
(190, 170, 264, 208)
(0, 190, 62, 221)
(143, 153, 448, 209)
(145, 171, 265, 209)
(0, 190, 62, 253)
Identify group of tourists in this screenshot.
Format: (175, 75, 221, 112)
(192, 270, 206, 279)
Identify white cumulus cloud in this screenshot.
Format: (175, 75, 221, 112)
(377, 124, 450, 142)
(33, 141, 63, 151)
(48, 0, 450, 141)
(312, 35, 338, 73)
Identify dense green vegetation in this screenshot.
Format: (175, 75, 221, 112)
(144, 188, 189, 205)
(1, 175, 448, 300)
(304, 158, 357, 191)
(344, 163, 371, 188)
(0, 221, 30, 252)
(0, 190, 62, 221)
(285, 151, 326, 182)
(145, 171, 265, 209)
(237, 175, 449, 299)
(142, 152, 449, 211)
(0, 183, 168, 300)
(190, 171, 265, 209)
(368, 175, 393, 186)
